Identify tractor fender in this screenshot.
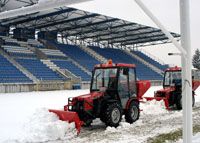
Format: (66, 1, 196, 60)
(125, 98, 139, 110)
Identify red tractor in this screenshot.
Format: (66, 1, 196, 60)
(145, 66, 200, 110)
(50, 60, 150, 133)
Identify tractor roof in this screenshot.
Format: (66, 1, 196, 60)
(95, 60, 136, 68)
(166, 66, 181, 72)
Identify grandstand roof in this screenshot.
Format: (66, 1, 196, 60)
(0, 4, 180, 46)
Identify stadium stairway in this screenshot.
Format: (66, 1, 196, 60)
(40, 59, 81, 82)
(78, 44, 107, 63)
(123, 50, 164, 75)
(43, 40, 92, 75)
(0, 48, 38, 83)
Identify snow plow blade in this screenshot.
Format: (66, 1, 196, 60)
(49, 109, 83, 134)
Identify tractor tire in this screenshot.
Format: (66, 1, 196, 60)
(100, 107, 106, 123)
(192, 94, 195, 107)
(176, 94, 195, 110)
(125, 101, 140, 123)
(176, 94, 182, 110)
(104, 102, 122, 127)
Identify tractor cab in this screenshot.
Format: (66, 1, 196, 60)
(90, 61, 137, 107)
(153, 66, 200, 110)
(163, 67, 182, 89)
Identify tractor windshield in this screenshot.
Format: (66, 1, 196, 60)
(91, 68, 118, 91)
(164, 70, 181, 87)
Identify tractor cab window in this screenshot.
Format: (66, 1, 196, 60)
(129, 68, 136, 96)
(192, 69, 200, 80)
(164, 71, 181, 87)
(91, 68, 117, 91)
(118, 68, 129, 97)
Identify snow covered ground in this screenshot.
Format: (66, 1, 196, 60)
(0, 86, 200, 143)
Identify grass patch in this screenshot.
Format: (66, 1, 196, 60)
(147, 124, 200, 143)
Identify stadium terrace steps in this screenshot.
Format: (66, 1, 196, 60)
(78, 44, 107, 63)
(123, 50, 164, 75)
(38, 48, 67, 59)
(89, 46, 163, 80)
(40, 59, 70, 80)
(44, 40, 91, 77)
(51, 42, 100, 71)
(52, 59, 91, 81)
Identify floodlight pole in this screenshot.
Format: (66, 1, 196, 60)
(134, 0, 192, 143)
(180, 1, 193, 143)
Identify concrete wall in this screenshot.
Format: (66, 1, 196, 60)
(0, 81, 72, 93)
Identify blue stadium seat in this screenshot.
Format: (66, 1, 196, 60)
(89, 46, 163, 80)
(16, 58, 66, 81)
(50, 41, 100, 71)
(0, 54, 32, 83)
(133, 51, 168, 71)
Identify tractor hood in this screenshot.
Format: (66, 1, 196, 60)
(73, 91, 104, 101)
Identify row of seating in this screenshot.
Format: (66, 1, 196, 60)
(51, 42, 100, 71)
(16, 58, 66, 81)
(27, 39, 45, 48)
(89, 46, 163, 80)
(39, 48, 67, 59)
(0, 54, 32, 83)
(133, 51, 168, 71)
(2, 45, 36, 58)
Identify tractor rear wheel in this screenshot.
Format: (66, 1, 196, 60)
(105, 102, 122, 127)
(125, 101, 140, 123)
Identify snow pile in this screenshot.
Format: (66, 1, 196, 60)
(141, 99, 168, 115)
(19, 108, 77, 143)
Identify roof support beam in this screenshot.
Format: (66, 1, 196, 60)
(78, 26, 152, 39)
(4, 8, 76, 25)
(57, 18, 119, 33)
(0, 0, 92, 20)
(35, 13, 99, 29)
(109, 33, 168, 44)
(122, 36, 168, 46)
(68, 23, 136, 36)
(94, 29, 162, 41)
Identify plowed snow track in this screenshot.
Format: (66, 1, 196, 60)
(65, 103, 200, 143)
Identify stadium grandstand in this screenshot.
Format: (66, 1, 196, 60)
(0, 0, 180, 93)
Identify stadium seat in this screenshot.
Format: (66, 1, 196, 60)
(16, 58, 66, 81)
(89, 46, 163, 80)
(0, 54, 32, 83)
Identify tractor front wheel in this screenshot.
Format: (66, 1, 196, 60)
(125, 101, 140, 123)
(105, 102, 122, 127)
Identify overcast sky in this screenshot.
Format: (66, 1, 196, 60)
(71, 0, 200, 66)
